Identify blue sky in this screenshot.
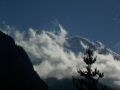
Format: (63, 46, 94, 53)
(0, 0, 120, 52)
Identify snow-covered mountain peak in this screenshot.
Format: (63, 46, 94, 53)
(65, 36, 120, 60)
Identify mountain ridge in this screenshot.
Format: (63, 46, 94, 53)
(65, 36, 120, 60)
(0, 31, 49, 90)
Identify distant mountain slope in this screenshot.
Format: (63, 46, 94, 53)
(65, 36, 120, 60)
(46, 78, 117, 90)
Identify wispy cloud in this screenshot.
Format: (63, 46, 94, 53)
(1, 24, 120, 89)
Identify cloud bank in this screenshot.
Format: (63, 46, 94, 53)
(1, 25, 120, 89)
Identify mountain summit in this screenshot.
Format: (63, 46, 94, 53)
(65, 36, 120, 60)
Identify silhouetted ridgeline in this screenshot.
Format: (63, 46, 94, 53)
(46, 78, 116, 90)
(0, 31, 48, 90)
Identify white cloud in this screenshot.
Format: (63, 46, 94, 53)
(1, 25, 120, 89)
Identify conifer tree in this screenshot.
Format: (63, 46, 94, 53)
(73, 49, 106, 90)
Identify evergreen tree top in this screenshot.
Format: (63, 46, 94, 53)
(72, 49, 106, 90)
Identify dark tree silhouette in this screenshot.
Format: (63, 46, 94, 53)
(73, 49, 106, 90)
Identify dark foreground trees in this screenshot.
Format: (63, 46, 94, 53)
(73, 49, 106, 90)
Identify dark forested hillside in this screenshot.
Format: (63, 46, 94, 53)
(0, 31, 48, 90)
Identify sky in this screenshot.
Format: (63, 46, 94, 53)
(0, 0, 120, 51)
(1, 0, 120, 89)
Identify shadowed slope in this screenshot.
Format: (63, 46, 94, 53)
(0, 31, 48, 90)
